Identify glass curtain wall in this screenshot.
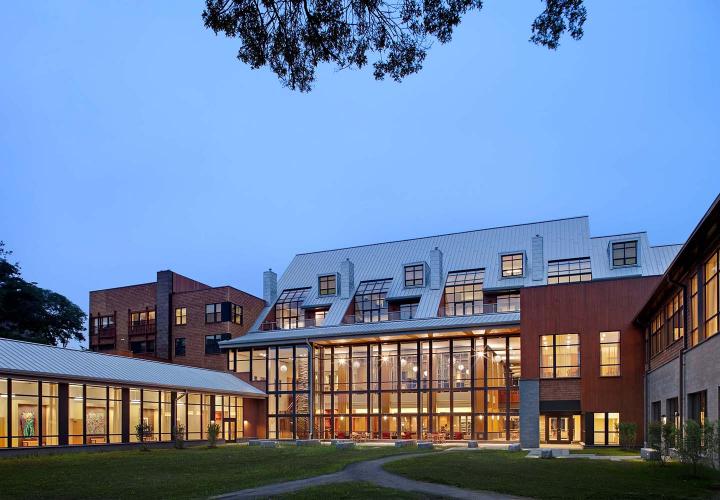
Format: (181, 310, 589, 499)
(310, 335, 519, 441)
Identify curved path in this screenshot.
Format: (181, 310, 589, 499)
(213, 449, 524, 499)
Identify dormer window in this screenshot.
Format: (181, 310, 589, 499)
(318, 274, 337, 296)
(275, 288, 310, 329)
(404, 264, 425, 287)
(443, 269, 484, 316)
(354, 279, 392, 323)
(611, 241, 637, 267)
(501, 253, 524, 278)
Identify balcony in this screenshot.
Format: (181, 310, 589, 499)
(90, 325, 116, 345)
(128, 321, 156, 337)
(259, 316, 326, 332)
(438, 302, 520, 318)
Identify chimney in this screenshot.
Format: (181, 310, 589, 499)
(263, 269, 278, 305)
(531, 235, 544, 281)
(340, 259, 355, 298)
(429, 247, 443, 290)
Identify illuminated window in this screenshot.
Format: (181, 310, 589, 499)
(496, 293, 520, 313)
(205, 303, 222, 323)
(705, 250, 719, 339)
(593, 412, 620, 446)
(175, 307, 187, 326)
(540, 334, 580, 378)
(404, 264, 425, 287)
(599, 331, 620, 377)
(275, 288, 310, 329)
(354, 279, 392, 322)
(547, 257, 591, 284)
(232, 304, 243, 325)
(318, 275, 337, 296)
(130, 310, 156, 327)
(501, 254, 523, 278)
(612, 241, 638, 267)
(443, 269, 484, 316)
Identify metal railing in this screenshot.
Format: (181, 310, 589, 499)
(129, 321, 157, 337)
(260, 316, 326, 332)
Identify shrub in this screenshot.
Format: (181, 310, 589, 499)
(172, 424, 186, 450)
(660, 422, 677, 465)
(619, 422, 637, 450)
(704, 421, 719, 470)
(647, 421, 662, 462)
(207, 422, 221, 448)
(135, 421, 152, 451)
(679, 420, 703, 476)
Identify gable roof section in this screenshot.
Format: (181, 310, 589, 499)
(0, 338, 265, 397)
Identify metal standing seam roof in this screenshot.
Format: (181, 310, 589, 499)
(242, 216, 682, 340)
(0, 338, 265, 397)
(222, 312, 520, 347)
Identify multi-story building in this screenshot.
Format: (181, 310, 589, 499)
(637, 194, 720, 431)
(89, 270, 265, 371)
(220, 216, 681, 446)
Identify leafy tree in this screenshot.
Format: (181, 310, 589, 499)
(172, 424, 186, 450)
(618, 422, 637, 450)
(203, 0, 586, 91)
(135, 421, 153, 451)
(0, 241, 85, 347)
(661, 422, 677, 465)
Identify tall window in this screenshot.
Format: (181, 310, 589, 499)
(649, 290, 684, 357)
(705, 250, 719, 339)
(404, 264, 425, 287)
(501, 254, 523, 278)
(175, 338, 186, 356)
(354, 279, 392, 322)
(593, 412, 620, 446)
(205, 303, 222, 323)
(612, 241, 637, 267)
(443, 269, 484, 316)
(547, 258, 592, 284)
(690, 273, 699, 346)
(175, 307, 187, 326)
(599, 331, 620, 377)
(205, 333, 230, 355)
(275, 288, 310, 329)
(540, 334, 580, 378)
(232, 304, 243, 325)
(318, 275, 337, 296)
(688, 390, 707, 426)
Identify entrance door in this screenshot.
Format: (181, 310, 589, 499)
(224, 419, 237, 442)
(546, 415, 572, 444)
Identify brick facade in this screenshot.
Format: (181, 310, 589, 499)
(89, 271, 265, 371)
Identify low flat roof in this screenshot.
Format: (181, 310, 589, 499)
(0, 338, 265, 397)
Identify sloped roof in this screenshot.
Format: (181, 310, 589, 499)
(0, 338, 264, 397)
(247, 216, 681, 337)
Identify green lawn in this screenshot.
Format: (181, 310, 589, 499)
(569, 447, 640, 456)
(273, 481, 442, 499)
(0, 444, 428, 499)
(385, 450, 720, 499)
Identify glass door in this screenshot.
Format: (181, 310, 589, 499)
(546, 415, 572, 443)
(224, 419, 236, 442)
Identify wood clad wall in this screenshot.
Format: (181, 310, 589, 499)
(520, 276, 660, 435)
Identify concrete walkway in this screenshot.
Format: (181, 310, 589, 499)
(213, 450, 524, 499)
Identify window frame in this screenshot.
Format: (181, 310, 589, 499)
(175, 307, 187, 326)
(443, 269, 485, 316)
(318, 274, 338, 297)
(275, 288, 311, 329)
(599, 331, 621, 377)
(500, 253, 524, 279)
(354, 279, 392, 323)
(232, 304, 243, 325)
(610, 240, 639, 268)
(175, 337, 186, 357)
(205, 303, 222, 324)
(404, 263, 425, 288)
(547, 257, 592, 285)
(539, 333, 580, 379)
(205, 333, 231, 355)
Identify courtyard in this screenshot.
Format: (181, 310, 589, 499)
(1, 443, 719, 499)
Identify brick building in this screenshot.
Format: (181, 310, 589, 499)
(89, 270, 265, 371)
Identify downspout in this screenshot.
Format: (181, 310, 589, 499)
(306, 338, 313, 440)
(669, 277, 688, 433)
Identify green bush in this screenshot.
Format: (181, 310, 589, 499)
(172, 424, 186, 450)
(660, 422, 677, 465)
(679, 420, 703, 476)
(619, 422, 637, 450)
(207, 422, 221, 448)
(135, 421, 152, 451)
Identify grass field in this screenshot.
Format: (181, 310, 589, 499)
(569, 447, 640, 456)
(0, 444, 427, 499)
(273, 481, 440, 499)
(385, 450, 720, 499)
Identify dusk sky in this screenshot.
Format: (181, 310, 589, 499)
(1, 1, 718, 349)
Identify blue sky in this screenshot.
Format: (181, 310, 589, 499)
(1, 1, 718, 348)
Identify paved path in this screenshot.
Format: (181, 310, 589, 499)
(214, 450, 524, 499)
